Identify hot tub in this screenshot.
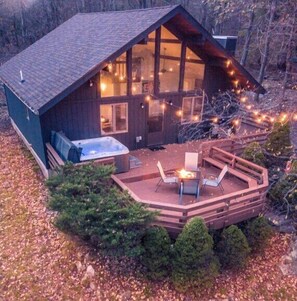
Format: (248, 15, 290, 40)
(72, 137, 130, 173)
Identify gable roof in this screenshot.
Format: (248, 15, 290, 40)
(0, 5, 264, 115)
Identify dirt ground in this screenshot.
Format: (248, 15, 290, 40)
(0, 83, 297, 300)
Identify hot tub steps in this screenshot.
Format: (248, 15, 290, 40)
(129, 155, 142, 169)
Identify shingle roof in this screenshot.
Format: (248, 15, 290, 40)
(0, 5, 179, 114)
(0, 5, 264, 115)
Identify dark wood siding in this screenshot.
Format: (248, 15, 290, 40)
(40, 63, 231, 153)
(4, 86, 47, 166)
(40, 79, 100, 143)
(203, 65, 233, 97)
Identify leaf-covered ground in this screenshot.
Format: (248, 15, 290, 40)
(0, 102, 297, 301)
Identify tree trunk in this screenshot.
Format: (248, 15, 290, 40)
(19, 0, 26, 38)
(240, 8, 255, 66)
(257, 0, 277, 85)
(281, 5, 297, 100)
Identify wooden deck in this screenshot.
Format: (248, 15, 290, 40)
(113, 136, 269, 234)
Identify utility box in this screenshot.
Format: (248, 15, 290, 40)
(213, 36, 237, 56)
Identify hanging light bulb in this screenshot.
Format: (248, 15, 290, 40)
(100, 83, 107, 92)
(226, 60, 231, 67)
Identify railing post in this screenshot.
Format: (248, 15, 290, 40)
(179, 210, 188, 226)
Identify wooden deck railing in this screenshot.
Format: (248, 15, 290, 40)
(113, 144, 269, 234)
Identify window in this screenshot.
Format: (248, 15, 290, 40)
(132, 31, 155, 95)
(100, 103, 128, 134)
(182, 96, 204, 123)
(184, 48, 205, 91)
(159, 26, 181, 93)
(100, 53, 127, 97)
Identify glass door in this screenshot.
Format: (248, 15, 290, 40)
(147, 99, 164, 146)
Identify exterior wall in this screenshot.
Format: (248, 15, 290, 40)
(203, 65, 233, 97)
(40, 65, 230, 152)
(40, 79, 100, 143)
(4, 86, 47, 166)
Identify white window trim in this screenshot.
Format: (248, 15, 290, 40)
(181, 93, 205, 124)
(100, 103, 128, 135)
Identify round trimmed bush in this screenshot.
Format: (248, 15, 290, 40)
(243, 217, 272, 252)
(171, 218, 219, 292)
(141, 226, 171, 280)
(217, 225, 250, 270)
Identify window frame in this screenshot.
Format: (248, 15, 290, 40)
(181, 94, 205, 124)
(100, 102, 129, 135)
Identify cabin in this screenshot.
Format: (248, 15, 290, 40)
(0, 5, 264, 177)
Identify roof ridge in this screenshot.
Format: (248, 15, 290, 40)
(77, 4, 179, 15)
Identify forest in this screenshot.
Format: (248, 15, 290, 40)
(0, 0, 296, 91)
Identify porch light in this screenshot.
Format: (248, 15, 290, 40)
(140, 103, 144, 109)
(100, 83, 107, 92)
(169, 101, 173, 106)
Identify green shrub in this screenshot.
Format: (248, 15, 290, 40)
(47, 163, 157, 257)
(243, 217, 272, 252)
(171, 218, 219, 292)
(264, 122, 293, 157)
(269, 173, 297, 218)
(242, 142, 266, 167)
(141, 226, 171, 280)
(217, 225, 250, 270)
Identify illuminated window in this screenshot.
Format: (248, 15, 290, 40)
(100, 103, 128, 134)
(159, 26, 181, 93)
(132, 31, 155, 95)
(182, 96, 204, 123)
(100, 53, 127, 97)
(184, 48, 205, 91)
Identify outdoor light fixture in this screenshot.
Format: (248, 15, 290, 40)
(140, 103, 144, 109)
(89, 80, 94, 87)
(169, 101, 173, 106)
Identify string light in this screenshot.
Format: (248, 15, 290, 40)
(240, 96, 247, 103)
(226, 60, 231, 67)
(212, 117, 219, 123)
(229, 70, 235, 76)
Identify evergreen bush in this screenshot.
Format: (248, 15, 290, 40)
(217, 225, 250, 270)
(242, 142, 266, 167)
(269, 173, 297, 218)
(171, 218, 219, 292)
(141, 226, 171, 280)
(243, 217, 272, 252)
(264, 122, 293, 157)
(47, 163, 156, 257)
